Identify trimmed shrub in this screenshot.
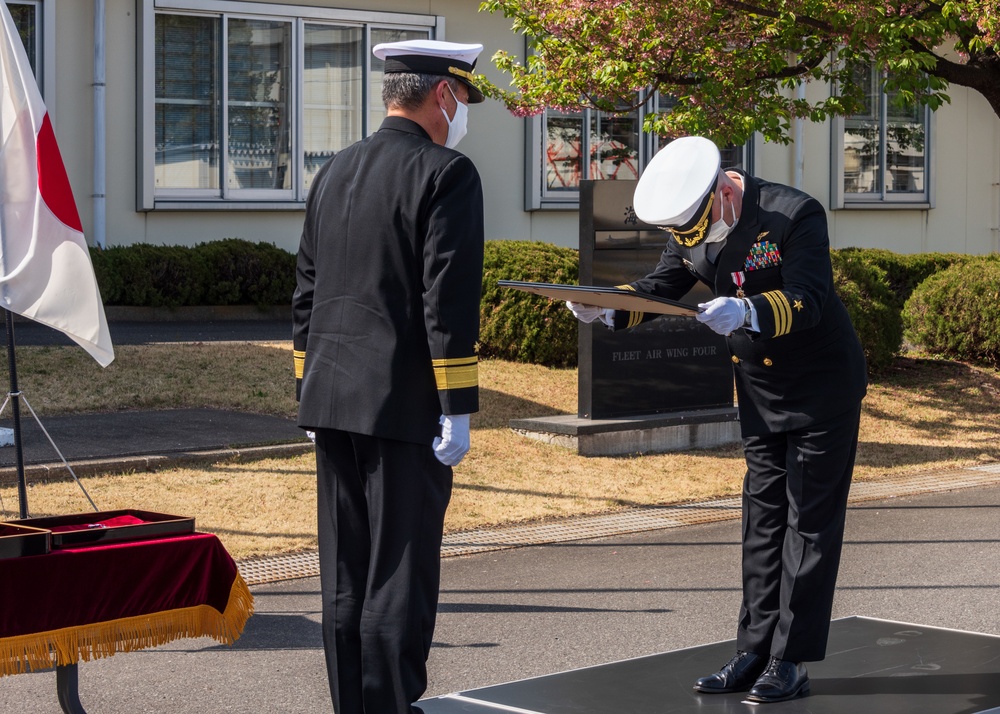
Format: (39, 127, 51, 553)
(88, 246, 124, 305)
(196, 239, 298, 307)
(837, 248, 968, 309)
(90, 240, 294, 308)
(94, 239, 996, 372)
(93, 244, 210, 308)
(830, 250, 902, 374)
(479, 240, 579, 367)
(903, 256, 1000, 366)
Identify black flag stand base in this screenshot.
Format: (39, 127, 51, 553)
(4, 309, 94, 714)
(5, 308, 29, 517)
(3, 308, 99, 518)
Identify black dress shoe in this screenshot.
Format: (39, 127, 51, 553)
(693, 651, 768, 693)
(746, 656, 810, 703)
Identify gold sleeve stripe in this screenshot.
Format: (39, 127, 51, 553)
(432, 357, 479, 391)
(614, 285, 642, 328)
(293, 350, 306, 379)
(761, 291, 793, 337)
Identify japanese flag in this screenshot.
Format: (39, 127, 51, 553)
(0, 3, 113, 367)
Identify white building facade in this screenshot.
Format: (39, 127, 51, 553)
(11, 0, 1000, 255)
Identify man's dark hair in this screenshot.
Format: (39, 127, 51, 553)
(382, 73, 459, 111)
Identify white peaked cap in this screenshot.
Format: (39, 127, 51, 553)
(373, 39, 483, 65)
(633, 136, 721, 227)
(373, 39, 485, 102)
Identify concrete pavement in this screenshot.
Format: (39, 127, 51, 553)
(2, 314, 999, 711)
(8, 314, 292, 347)
(0, 481, 998, 712)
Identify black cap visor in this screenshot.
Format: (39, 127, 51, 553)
(383, 55, 484, 103)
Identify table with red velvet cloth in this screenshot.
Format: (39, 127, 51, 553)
(0, 531, 253, 678)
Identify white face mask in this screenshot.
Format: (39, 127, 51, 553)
(704, 193, 737, 244)
(440, 83, 469, 149)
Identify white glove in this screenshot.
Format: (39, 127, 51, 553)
(305, 430, 316, 443)
(696, 297, 747, 335)
(433, 413, 471, 466)
(566, 301, 614, 328)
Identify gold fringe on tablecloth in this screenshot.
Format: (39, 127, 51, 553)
(0, 572, 254, 677)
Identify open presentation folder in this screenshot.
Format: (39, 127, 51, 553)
(498, 280, 700, 316)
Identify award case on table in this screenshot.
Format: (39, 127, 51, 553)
(0, 522, 51, 559)
(7, 509, 195, 548)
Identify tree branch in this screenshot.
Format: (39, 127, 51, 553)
(718, 0, 836, 34)
(909, 37, 972, 81)
(756, 44, 831, 81)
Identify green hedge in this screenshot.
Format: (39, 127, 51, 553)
(903, 256, 1000, 367)
(834, 248, 968, 309)
(90, 239, 999, 370)
(478, 240, 580, 367)
(197, 239, 298, 307)
(829, 250, 903, 374)
(91, 239, 297, 309)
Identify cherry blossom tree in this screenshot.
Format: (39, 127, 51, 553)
(478, 0, 1000, 145)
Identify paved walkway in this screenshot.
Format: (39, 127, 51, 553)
(9, 314, 292, 347)
(2, 317, 999, 711)
(1, 479, 998, 713)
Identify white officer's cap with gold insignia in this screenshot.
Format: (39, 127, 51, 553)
(373, 39, 485, 103)
(633, 136, 721, 248)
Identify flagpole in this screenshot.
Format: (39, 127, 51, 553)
(4, 308, 29, 517)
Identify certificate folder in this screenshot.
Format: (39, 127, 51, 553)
(498, 280, 700, 316)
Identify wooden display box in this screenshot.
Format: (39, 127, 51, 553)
(0, 522, 51, 559)
(9, 510, 194, 548)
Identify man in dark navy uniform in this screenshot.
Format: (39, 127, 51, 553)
(293, 38, 485, 714)
(568, 137, 867, 703)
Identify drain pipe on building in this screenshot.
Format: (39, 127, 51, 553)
(93, 0, 106, 249)
(793, 80, 805, 191)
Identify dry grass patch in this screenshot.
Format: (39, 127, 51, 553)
(2, 345, 999, 560)
(1, 455, 317, 560)
(6, 343, 297, 416)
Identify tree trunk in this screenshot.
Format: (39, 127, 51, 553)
(927, 52, 1000, 121)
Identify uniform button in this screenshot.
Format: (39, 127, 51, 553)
(763, 357, 773, 367)
(731, 355, 740, 364)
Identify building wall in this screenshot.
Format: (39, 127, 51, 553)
(43, 0, 1000, 255)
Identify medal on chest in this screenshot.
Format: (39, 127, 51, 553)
(731, 271, 746, 298)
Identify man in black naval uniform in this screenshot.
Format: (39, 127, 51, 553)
(292, 39, 485, 714)
(568, 136, 867, 703)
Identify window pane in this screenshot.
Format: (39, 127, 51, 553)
(545, 111, 584, 191)
(303, 24, 363, 191)
(8, 3, 37, 75)
(843, 64, 882, 195)
(653, 95, 744, 170)
(155, 14, 220, 190)
(885, 88, 926, 194)
(719, 146, 744, 170)
(227, 18, 291, 190)
(369, 28, 430, 133)
(590, 110, 639, 181)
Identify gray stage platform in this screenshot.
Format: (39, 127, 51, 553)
(419, 617, 1000, 713)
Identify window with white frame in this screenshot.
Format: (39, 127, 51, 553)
(527, 94, 749, 210)
(832, 62, 931, 208)
(6, 0, 41, 78)
(138, 1, 440, 209)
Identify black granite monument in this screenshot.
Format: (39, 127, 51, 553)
(578, 179, 735, 419)
(508, 180, 740, 456)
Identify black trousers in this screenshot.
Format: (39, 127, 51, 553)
(314, 429, 453, 714)
(735, 404, 862, 662)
